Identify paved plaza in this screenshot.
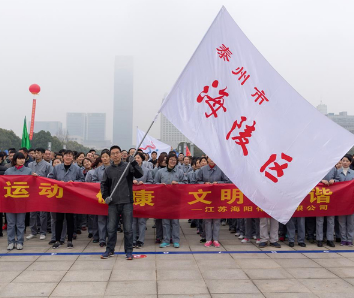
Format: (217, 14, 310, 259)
(0, 220, 354, 297)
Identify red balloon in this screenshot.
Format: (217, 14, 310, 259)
(29, 84, 40, 95)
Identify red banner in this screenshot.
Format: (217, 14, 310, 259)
(29, 99, 36, 140)
(1, 176, 353, 219)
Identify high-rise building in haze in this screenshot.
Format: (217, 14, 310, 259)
(66, 113, 110, 148)
(86, 113, 106, 142)
(160, 113, 190, 149)
(113, 56, 133, 149)
(31, 121, 62, 137)
(66, 113, 86, 144)
(316, 102, 327, 115)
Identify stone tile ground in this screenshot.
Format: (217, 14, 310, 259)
(0, 220, 353, 297)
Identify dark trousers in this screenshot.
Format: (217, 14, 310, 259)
(74, 214, 83, 232)
(155, 219, 163, 240)
(107, 203, 133, 254)
(56, 213, 74, 242)
(306, 217, 316, 240)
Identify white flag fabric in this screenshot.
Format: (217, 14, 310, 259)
(136, 128, 171, 158)
(159, 7, 354, 224)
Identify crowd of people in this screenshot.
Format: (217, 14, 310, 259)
(0, 146, 354, 260)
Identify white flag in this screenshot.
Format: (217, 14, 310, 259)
(136, 128, 171, 158)
(159, 7, 354, 224)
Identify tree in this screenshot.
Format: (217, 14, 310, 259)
(0, 128, 21, 150)
(31, 131, 53, 149)
(1, 127, 92, 153)
(51, 136, 64, 152)
(64, 140, 90, 153)
(56, 127, 69, 143)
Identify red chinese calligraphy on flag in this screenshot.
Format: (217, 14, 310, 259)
(232, 67, 250, 85)
(196, 80, 228, 118)
(216, 44, 232, 61)
(260, 153, 293, 183)
(251, 87, 269, 105)
(158, 7, 354, 224)
(226, 116, 256, 156)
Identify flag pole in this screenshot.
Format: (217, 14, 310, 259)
(107, 113, 159, 201)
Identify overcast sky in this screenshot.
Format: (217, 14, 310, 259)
(0, 0, 353, 144)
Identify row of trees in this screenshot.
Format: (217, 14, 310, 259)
(0, 128, 91, 153)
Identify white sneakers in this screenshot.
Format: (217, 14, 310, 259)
(26, 234, 36, 240)
(7, 243, 23, 250)
(26, 234, 46, 240)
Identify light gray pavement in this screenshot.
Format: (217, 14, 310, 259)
(0, 220, 354, 297)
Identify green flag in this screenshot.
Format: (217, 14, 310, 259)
(21, 117, 30, 149)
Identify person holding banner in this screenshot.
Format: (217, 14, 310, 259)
(286, 217, 306, 248)
(4, 152, 33, 250)
(100, 146, 143, 260)
(26, 148, 53, 241)
(48, 150, 85, 249)
(132, 152, 153, 248)
(197, 157, 230, 248)
(336, 154, 354, 246)
(92, 150, 111, 247)
(154, 153, 187, 248)
(151, 153, 167, 243)
(85, 157, 101, 243)
(48, 158, 67, 246)
(315, 166, 339, 248)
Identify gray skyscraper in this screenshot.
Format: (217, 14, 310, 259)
(113, 56, 133, 149)
(160, 113, 190, 149)
(86, 113, 106, 142)
(31, 121, 63, 136)
(66, 113, 86, 143)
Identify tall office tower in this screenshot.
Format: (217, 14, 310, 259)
(31, 121, 63, 136)
(86, 113, 106, 142)
(316, 102, 328, 115)
(66, 113, 86, 144)
(160, 113, 190, 149)
(113, 56, 133, 150)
